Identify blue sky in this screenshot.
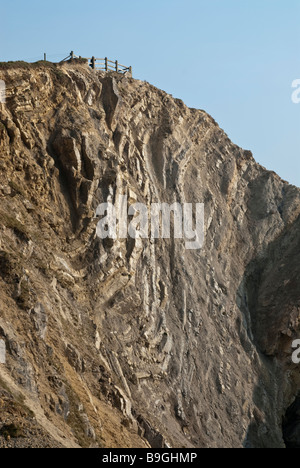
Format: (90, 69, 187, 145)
(1, 0, 299, 186)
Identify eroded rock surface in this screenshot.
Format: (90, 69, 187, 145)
(0, 61, 299, 448)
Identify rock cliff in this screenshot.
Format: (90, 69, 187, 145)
(0, 60, 299, 448)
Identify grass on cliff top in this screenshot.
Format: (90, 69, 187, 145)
(0, 59, 87, 71)
(0, 61, 57, 70)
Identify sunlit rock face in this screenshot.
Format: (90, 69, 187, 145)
(0, 61, 299, 448)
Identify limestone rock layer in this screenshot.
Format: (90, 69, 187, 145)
(0, 61, 299, 448)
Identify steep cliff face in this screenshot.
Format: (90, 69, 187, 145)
(0, 61, 299, 448)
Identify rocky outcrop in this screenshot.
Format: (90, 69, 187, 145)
(0, 60, 299, 448)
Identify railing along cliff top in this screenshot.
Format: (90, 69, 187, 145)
(61, 51, 132, 77)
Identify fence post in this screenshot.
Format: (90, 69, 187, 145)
(105, 57, 108, 72)
(129, 66, 132, 77)
(91, 56, 95, 69)
(115, 60, 118, 72)
(71, 51, 74, 60)
(44, 53, 46, 61)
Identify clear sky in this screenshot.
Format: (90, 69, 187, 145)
(1, 0, 299, 186)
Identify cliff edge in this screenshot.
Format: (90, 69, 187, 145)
(0, 61, 299, 448)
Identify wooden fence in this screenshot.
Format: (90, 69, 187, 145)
(62, 51, 132, 76)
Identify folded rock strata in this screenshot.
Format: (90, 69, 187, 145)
(0, 61, 299, 448)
